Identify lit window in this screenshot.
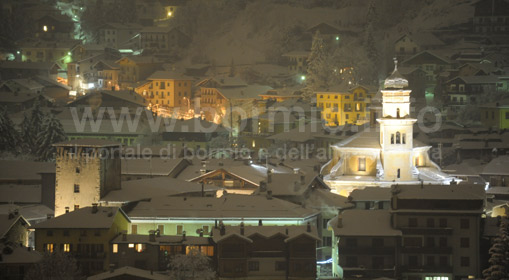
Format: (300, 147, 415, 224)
(358, 157, 366, 172)
(45, 243, 54, 252)
(128, 243, 135, 248)
(43, 25, 48, 32)
(63, 244, 70, 252)
(135, 244, 145, 252)
(112, 244, 118, 253)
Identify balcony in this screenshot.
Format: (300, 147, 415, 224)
(401, 246, 452, 254)
(401, 265, 452, 273)
(340, 246, 395, 255)
(400, 227, 453, 235)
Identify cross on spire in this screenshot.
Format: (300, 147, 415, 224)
(393, 57, 398, 72)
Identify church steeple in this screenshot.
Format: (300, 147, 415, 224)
(376, 59, 417, 181)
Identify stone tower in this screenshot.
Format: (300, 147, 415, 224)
(53, 139, 121, 217)
(377, 59, 417, 181)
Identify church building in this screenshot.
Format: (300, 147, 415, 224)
(321, 61, 456, 196)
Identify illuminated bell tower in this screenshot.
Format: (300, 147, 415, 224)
(377, 59, 416, 181)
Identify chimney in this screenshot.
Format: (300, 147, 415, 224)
(266, 190, 272, 200)
(8, 212, 14, 220)
(199, 230, 203, 237)
(156, 229, 160, 237)
(13, 209, 19, 216)
(149, 230, 156, 242)
(219, 223, 225, 236)
(65, 207, 70, 213)
(285, 228, 289, 235)
(300, 174, 305, 185)
(267, 170, 272, 183)
(182, 231, 186, 241)
(46, 214, 51, 220)
(259, 181, 267, 192)
(258, 219, 263, 226)
(215, 220, 218, 229)
(92, 203, 98, 213)
(306, 222, 311, 233)
(240, 222, 244, 235)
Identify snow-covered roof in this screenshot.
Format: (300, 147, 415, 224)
(482, 156, 509, 176)
(53, 138, 122, 147)
(0, 185, 41, 204)
(0, 213, 30, 239)
(0, 204, 53, 222)
(329, 210, 401, 237)
(211, 225, 320, 243)
(127, 194, 319, 220)
(392, 184, 485, 200)
(304, 188, 353, 210)
(121, 158, 189, 176)
(218, 84, 272, 100)
(336, 129, 381, 149)
(0, 61, 60, 70)
(0, 160, 55, 181)
(102, 177, 219, 203)
(87, 266, 167, 280)
(32, 206, 129, 229)
(396, 32, 445, 47)
(349, 187, 392, 202)
(0, 244, 42, 264)
(146, 70, 194, 81)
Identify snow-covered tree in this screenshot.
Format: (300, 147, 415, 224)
(35, 113, 66, 161)
(305, 31, 332, 98)
(167, 249, 215, 280)
(0, 106, 19, 153)
(483, 217, 509, 280)
(24, 251, 83, 280)
(19, 100, 46, 154)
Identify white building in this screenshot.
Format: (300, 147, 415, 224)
(321, 61, 456, 195)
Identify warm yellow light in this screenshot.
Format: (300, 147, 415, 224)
(63, 244, 70, 252)
(112, 244, 118, 253)
(167, 11, 172, 17)
(43, 25, 48, 32)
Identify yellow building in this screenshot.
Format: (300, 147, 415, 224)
(116, 56, 163, 90)
(135, 71, 193, 108)
(480, 99, 509, 130)
(32, 205, 130, 275)
(316, 85, 375, 126)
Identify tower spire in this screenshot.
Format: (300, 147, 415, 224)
(393, 57, 398, 72)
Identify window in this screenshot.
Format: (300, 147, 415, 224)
(372, 238, 384, 247)
(404, 237, 421, 247)
(135, 244, 145, 253)
(408, 255, 418, 266)
(275, 261, 286, 271)
(439, 256, 448, 266)
(426, 218, 435, 228)
(439, 218, 447, 228)
(460, 237, 469, 248)
(323, 218, 330, 229)
(391, 134, 394, 144)
(80, 230, 87, 236)
(131, 224, 137, 234)
(402, 133, 406, 144)
(396, 132, 401, 144)
(408, 218, 417, 227)
(74, 184, 80, 193)
(358, 157, 366, 171)
(460, 256, 470, 267)
(372, 256, 384, 269)
(425, 237, 435, 247)
(248, 261, 259, 271)
(75, 167, 80, 173)
(63, 244, 71, 252)
(112, 244, 118, 253)
(397, 168, 401, 179)
(346, 238, 357, 247)
(426, 256, 435, 266)
(94, 230, 101, 236)
(346, 256, 357, 267)
(346, 114, 349, 119)
(439, 237, 447, 247)
(47, 230, 53, 236)
(460, 219, 470, 229)
(128, 243, 134, 248)
(323, 236, 332, 246)
(74, 205, 79, 210)
(45, 243, 54, 253)
(177, 225, 183, 235)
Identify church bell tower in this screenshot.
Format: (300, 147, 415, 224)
(377, 59, 416, 181)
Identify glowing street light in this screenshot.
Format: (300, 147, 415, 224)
(167, 11, 172, 17)
(43, 25, 48, 32)
(335, 36, 340, 41)
(300, 75, 306, 81)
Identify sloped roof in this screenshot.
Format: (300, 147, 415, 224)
(396, 32, 445, 47)
(336, 129, 381, 149)
(147, 70, 193, 81)
(32, 206, 129, 229)
(111, 234, 209, 246)
(307, 22, 341, 35)
(0, 214, 30, 239)
(211, 225, 320, 243)
(402, 50, 452, 65)
(482, 156, 509, 175)
(329, 209, 401, 237)
(0, 185, 41, 204)
(87, 266, 167, 280)
(121, 158, 189, 176)
(53, 138, 121, 147)
(0, 61, 60, 70)
(0, 160, 55, 181)
(0, 244, 42, 264)
(349, 187, 392, 202)
(102, 177, 219, 203)
(127, 194, 319, 219)
(392, 184, 485, 200)
(446, 75, 501, 85)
